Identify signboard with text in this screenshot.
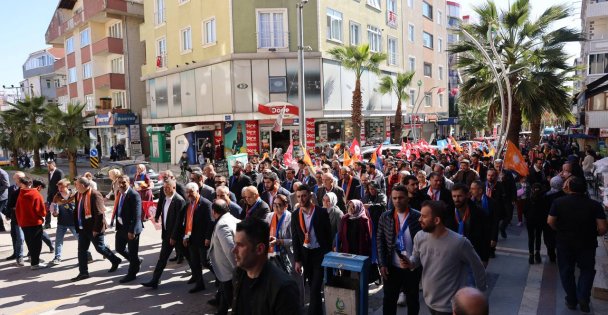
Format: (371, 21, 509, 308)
(245, 120, 260, 155)
(305, 118, 315, 150)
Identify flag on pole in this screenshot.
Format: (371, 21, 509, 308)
(301, 146, 313, 167)
(370, 144, 382, 164)
(343, 151, 352, 167)
(283, 142, 293, 166)
(272, 105, 287, 132)
(349, 138, 361, 160)
(504, 141, 529, 176)
(449, 136, 463, 153)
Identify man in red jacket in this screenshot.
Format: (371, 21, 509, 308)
(15, 176, 48, 270)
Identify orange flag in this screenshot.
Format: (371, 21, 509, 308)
(504, 141, 529, 176)
(450, 136, 463, 153)
(301, 146, 313, 167)
(343, 151, 352, 167)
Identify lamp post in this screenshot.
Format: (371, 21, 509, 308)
(296, 1, 307, 151)
(409, 80, 437, 142)
(2, 84, 21, 101)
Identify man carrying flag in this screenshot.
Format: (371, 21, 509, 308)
(504, 141, 529, 177)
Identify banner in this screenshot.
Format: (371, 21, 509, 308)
(306, 118, 316, 150)
(258, 103, 299, 116)
(224, 121, 247, 157)
(245, 120, 259, 155)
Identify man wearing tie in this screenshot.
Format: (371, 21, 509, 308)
(142, 179, 187, 289)
(46, 161, 64, 229)
(181, 182, 213, 293)
(281, 167, 299, 193)
(240, 186, 270, 220)
(422, 172, 454, 209)
(112, 175, 143, 283)
(71, 177, 122, 282)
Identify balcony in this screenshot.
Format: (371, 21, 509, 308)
(587, 1, 608, 19)
(56, 85, 68, 97)
(92, 37, 123, 55)
(94, 73, 125, 90)
(588, 37, 608, 53)
(54, 57, 65, 71)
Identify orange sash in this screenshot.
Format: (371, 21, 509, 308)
(185, 196, 199, 237)
(79, 189, 92, 219)
(269, 213, 278, 253)
(393, 208, 410, 236)
(299, 206, 315, 245)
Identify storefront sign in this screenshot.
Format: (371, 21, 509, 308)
(130, 124, 141, 141)
(319, 124, 328, 143)
(95, 112, 112, 126)
(214, 124, 223, 147)
(306, 118, 315, 149)
(385, 116, 391, 142)
(258, 102, 299, 116)
(131, 140, 143, 156)
(600, 128, 608, 138)
(245, 120, 260, 155)
(114, 112, 137, 125)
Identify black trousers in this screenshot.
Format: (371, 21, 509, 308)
(218, 279, 233, 315)
(526, 221, 543, 254)
(115, 228, 141, 276)
(184, 239, 205, 287)
(151, 237, 177, 282)
(22, 225, 43, 266)
(302, 248, 325, 315)
(383, 265, 422, 315)
(78, 231, 120, 275)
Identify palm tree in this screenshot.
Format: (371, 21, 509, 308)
(7, 96, 50, 168)
(0, 112, 25, 166)
(378, 71, 415, 143)
(458, 102, 489, 138)
(451, 0, 582, 147)
(328, 44, 387, 143)
(45, 103, 94, 179)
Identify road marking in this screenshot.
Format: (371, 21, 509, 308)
(518, 263, 544, 315)
(15, 297, 79, 315)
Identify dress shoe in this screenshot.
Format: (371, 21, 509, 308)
(71, 274, 90, 282)
(5, 254, 16, 260)
(207, 298, 220, 306)
(109, 259, 122, 273)
(189, 284, 205, 293)
(141, 280, 160, 289)
(169, 256, 178, 262)
(187, 277, 196, 284)
(565, 298, 577, 310)
(579, 301, 590, 313)
(534, 251, 541, 264)
(119, 275, 137, 283)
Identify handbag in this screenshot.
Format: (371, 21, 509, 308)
(270, 247, 293, 275)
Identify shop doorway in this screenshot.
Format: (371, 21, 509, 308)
(272, 130, 291, 153)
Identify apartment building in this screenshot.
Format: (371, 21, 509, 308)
(45, 0, 146, 158)
(20, 48, 66, 104)
(446, 1, 461, 123)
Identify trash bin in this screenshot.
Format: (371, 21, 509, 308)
(322, 252, 370, 315)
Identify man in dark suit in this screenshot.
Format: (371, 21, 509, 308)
(485, 168, 508, 241)
(180, 182, 213, 293)
(142, 179, 187, 289)
(300, 166, 317, 189)
(46, 161, 64, 228)
(422, 172, 454, 209)
(470, 154, 487, 183)
(228, 161, 253, 203)
(240, 186, 270, 220)
(338, 166, 361, 202)
(190, 170, 214, 201)
(261, 172, 290, 209)
(292, 184, 332, 315)
(112, 175, 143, 283)
(316, 173, 346, 212)
(281, 167, 299, 193)
(71, 177, 122, 282)
(470, 180, 500, 259)
(403, 175, 431, 211)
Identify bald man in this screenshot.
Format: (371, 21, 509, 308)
(452, 287, 488, 315)
(239, 186, 270, 220)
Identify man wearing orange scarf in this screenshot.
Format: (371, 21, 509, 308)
(71, 177, 122, 282)
(15, 177, 47, 270)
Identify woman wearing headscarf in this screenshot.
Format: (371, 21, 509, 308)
(336, 200, 372, 257)
(321, 192, 344, 245)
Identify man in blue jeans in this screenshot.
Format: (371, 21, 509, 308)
(548, 176, 607, 313)
(4, 171, 25, 266)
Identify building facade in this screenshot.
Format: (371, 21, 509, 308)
(20, 48, 66, 103)
(139, 0, 450, 164)
(45, 0, 146, 158)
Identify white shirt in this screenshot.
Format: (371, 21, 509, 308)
(302, 208, 320, 249)
(393, 212, 412, 268)
(163, 193, 174, 228)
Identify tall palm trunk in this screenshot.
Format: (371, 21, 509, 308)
(530, 116, 542, 145)
(395, 99, 403, 143)
(506, 100, 523, 147)
(33, 149, 41, 168)
(68, 151, 77, 179)
(351, 79, 363, 143)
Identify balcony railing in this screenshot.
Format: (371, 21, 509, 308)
(92, 37, 124, 55)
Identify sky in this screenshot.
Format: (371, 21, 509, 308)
(0, 0, 582, 94)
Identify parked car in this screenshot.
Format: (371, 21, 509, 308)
(94, 161, 160, 198)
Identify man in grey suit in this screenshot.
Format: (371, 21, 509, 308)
(208, 199, 240, 315)
(46, 161, 64, 228)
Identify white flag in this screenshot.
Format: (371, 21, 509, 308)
(272, 105, 287, 132)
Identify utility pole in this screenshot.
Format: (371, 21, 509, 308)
(297, 1, 307, 151)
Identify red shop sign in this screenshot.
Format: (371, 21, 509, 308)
(245, 120, 259, 155)
(258, 102, 300, 116)
(306, 118, 315, 149)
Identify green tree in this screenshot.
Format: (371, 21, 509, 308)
(45, 103, 94, 179)
(0, 112, 25, 166)
(328, 44, 387, 144)
(451, 0, 581, 146)
(378, 71, 415, 143)
(458, 102, 489, 137)
(7, 96, 50, 168)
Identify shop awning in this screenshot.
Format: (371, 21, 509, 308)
(437, 117, 458, 125)
(567, 134, 596, 139)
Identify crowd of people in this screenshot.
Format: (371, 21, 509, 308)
(1, 135, 607, 314)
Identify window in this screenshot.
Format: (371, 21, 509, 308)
(422, 2, 433, 20)
(155, 0, 165, 25)
(424, 92, 432, 107)
(368, 25, 382, 52)
(83, 62, 92, 79)
(439, 94, 444, 107)
(350, 22, 361, 46)
(257, 9, 287, 49)
(327, 8, 343, 42)
(407, 0, 413, 8)
(80, 28, 91, 47)
(408, 57, 415, 72)
(85, 94, 95, 111)
(388, 37, 398, 65)
(367, 0, 381, 9)
(112, 91, 126, 108)
(438, 11, 443, 25)
(156, 37, 167, 68)
(387, 0, 396, 12)
(68, 67, 77, 83)
(423, 62, 432, 77)
(111, 57, 124, 74)
(588, 53, 608, 75)
(180, 27, 192, 52)
(408, 24, 415, 42)
(409, 89, 416, 107)
(55, 79, 61, 88)
(439, 66, 444, 80)
(66, 37, 74, 53)
(203, 18, 216, 45)
(438, 38, 443, 52)
(178, 0, 189, 4)
(25, 55, 55, 70)
(423, 31, 433, 49)
(109, 22, 123, 38)
(46, 79, 51, 89)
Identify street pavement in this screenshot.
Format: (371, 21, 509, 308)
(1, 159, 608, 314)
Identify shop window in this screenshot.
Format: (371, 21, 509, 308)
(269, 76, 287, 93)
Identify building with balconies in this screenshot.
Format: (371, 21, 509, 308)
(20, 47, 66, 104)
(446, 1, 461, 124)
(45, 0, 145, 158)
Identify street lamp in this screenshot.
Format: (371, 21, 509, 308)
(296, 1, 307, 151)
(408, 80, 437, 142)
(2, 84, 21, 101)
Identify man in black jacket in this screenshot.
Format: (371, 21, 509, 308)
(494, 159, 517, 236)
(376, 184, 422, 315)
(46, 161, 64, 228)
(338, 166, 361, 202)
(112, 175, 143, 283)
(470, 180, 500, 259)
(232, 218, 301, 314)
(422, 172, 453, 209)
(316, 172, 346, 211)
(403, 175, 430, 210)
(240, 186, 270, 220)
(260, 172, 290, 210)
(229, 161, 253, 203)
(142, 179, 187, 289)
(292, 184, 331, 315)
